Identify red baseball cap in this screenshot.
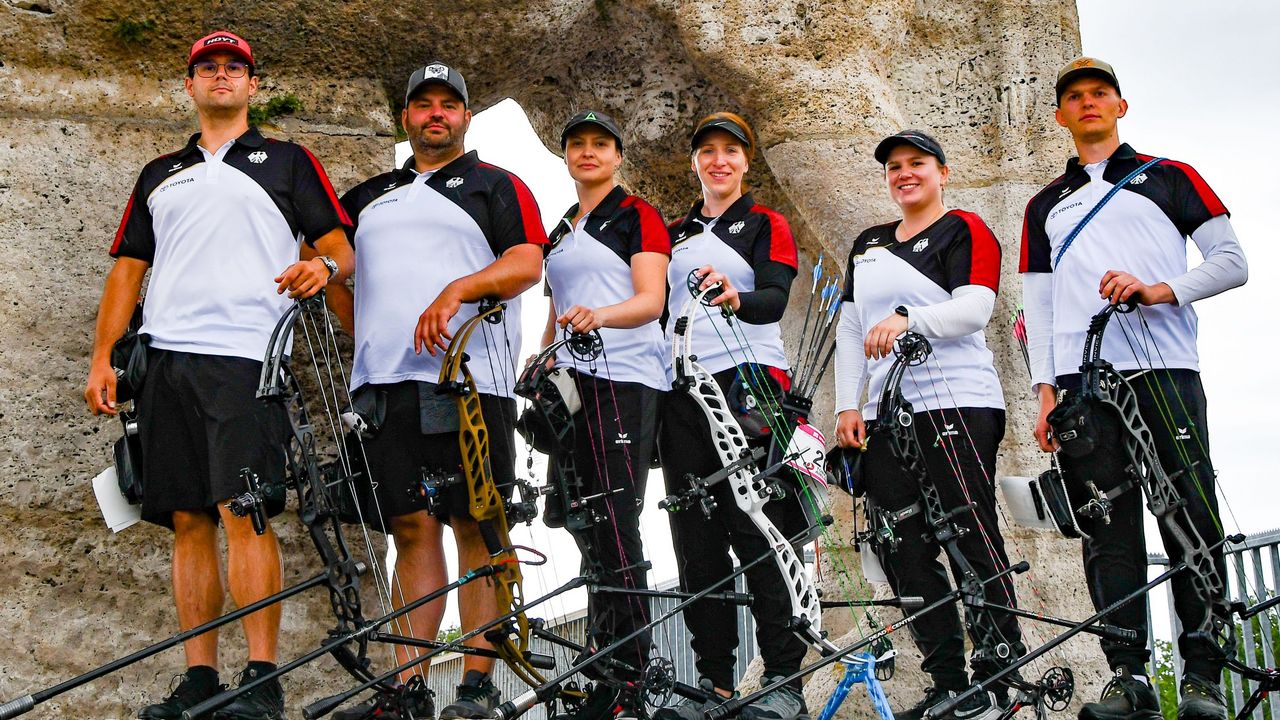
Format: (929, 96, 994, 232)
(188, 31, 254, 68)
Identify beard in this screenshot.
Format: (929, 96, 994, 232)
(408, 121, 463, 156)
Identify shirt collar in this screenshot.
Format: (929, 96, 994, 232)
(1065, 142, 1136, 174)
(675, 192, 756, 233)
(178, 127, 266, 159)
(400, 149, 480, 177)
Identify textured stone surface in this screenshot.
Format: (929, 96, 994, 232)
(0, 1, 1100, 717)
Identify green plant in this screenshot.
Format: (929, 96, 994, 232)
(248, 94, 302, 128)
(1151, 602, 1280, 720)
(437, 625, 461, 643)
(112, 18, 156, 45)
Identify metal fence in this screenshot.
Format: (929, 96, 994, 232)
(424, 573, 757, 719)
(1147, 528, 1280, 718)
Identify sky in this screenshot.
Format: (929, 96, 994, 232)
(391, 0, 1280, 627)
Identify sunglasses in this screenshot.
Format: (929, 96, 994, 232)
(192, 60, 250, 79)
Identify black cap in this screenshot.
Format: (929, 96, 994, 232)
(874, 130, 946, 165)
(1055, 56, 1120, 102)
(691, 116, 751, 151)
(405, 61, 469, 106)
(560, 110, 624, 152)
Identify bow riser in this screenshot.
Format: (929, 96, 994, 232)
(439, 303, 549, 689)
(673, 294, 838, 656)
(1085, 362, 1232, 648)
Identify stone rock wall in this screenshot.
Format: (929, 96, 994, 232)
(0, 1, 1100, 717)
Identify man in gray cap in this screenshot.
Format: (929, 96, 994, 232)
(327, 61, 547, 719)
(1021, 56, 1247, 720)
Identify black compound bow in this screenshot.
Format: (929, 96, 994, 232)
(869, 332, 1076, 720)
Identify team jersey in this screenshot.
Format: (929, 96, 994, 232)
(666, 193, 798, 376)
(545, 185, 671, 390)
(1020, 143, 1229, 379)
(111, 128, 350, 361)
(341, 151, 547, 397)
(842, 210, 1004, 420)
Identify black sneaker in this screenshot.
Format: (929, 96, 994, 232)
(949, 691, 1001, 720)
(567, 685, 629, 720)
(654, 678, 732, 720)
(1078, 668, 1161, 720)
(1177, 673, 1227, 720)
(333, 686, 436, 719)
(741, 675, 808, 720)
(438, 670, 501, 719)
(895, 687, 958, 720)
(139, 667, 225, 719)
(212, 664, 284, 720)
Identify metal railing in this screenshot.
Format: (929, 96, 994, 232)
(1148, 528, 1280, 718)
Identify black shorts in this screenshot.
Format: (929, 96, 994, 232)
(136, 349, 289, 529)
(354, 381, 518, 526)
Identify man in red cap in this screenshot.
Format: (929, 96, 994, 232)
(85, 30, 352, 720)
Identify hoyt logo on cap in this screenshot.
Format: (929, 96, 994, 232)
(405, 61, 469, 106)
(188, 30, 254, 67)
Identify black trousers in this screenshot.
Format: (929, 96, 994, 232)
(562, 372, 659, 679)
(1057, 369, 1226, 679)
(863, 406, 1023, 691)
(658, 369, 808, 691)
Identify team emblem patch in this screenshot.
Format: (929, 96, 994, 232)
(728, 221, 745, 234)
(446, 176, 463, 189)
(425, 63, 450, 80)
(1129, 173, 1148, 185)
(912, 238, 929, 252)
(247, 151, 268, 164)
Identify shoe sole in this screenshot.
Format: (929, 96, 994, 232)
(1079, 710, 1162, 720)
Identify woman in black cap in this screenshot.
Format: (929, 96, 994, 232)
(533, 110, 671, 719)
(655, 112, 807, 720)
(833, 130, 1021, 720)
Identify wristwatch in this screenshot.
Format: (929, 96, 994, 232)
(894, 305, 909, 318)
(317, 255, 339, 280)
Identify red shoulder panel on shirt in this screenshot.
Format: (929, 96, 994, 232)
(1018, 194, 1035, 273)
(951, 209, 1001, 291)
(300, 145, 354, 227)
(481, 163, 548, 245)
(1139, 155, 1229, 218)
(749, 204, 798, 268)
(620, 196, 671, 254)
(110, 189, 136, 256)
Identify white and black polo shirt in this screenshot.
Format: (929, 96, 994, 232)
(340, 151, 548, 397)
(1020, 143, 1229, 379)
(111, 128, 351, 361)
(841, 210, 1004, 420)
(666, 193, 798, 376)
(546, 185, 671, 390)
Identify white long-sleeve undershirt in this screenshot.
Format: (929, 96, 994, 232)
(834, 285, 996, 414)
(1022, 272, 1056, 390)
(1167, 214, 1249, 305)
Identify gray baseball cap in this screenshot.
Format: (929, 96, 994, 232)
(405, 61, 469, 106)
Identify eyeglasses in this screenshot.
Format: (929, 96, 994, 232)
(192, 60, 250, 78)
